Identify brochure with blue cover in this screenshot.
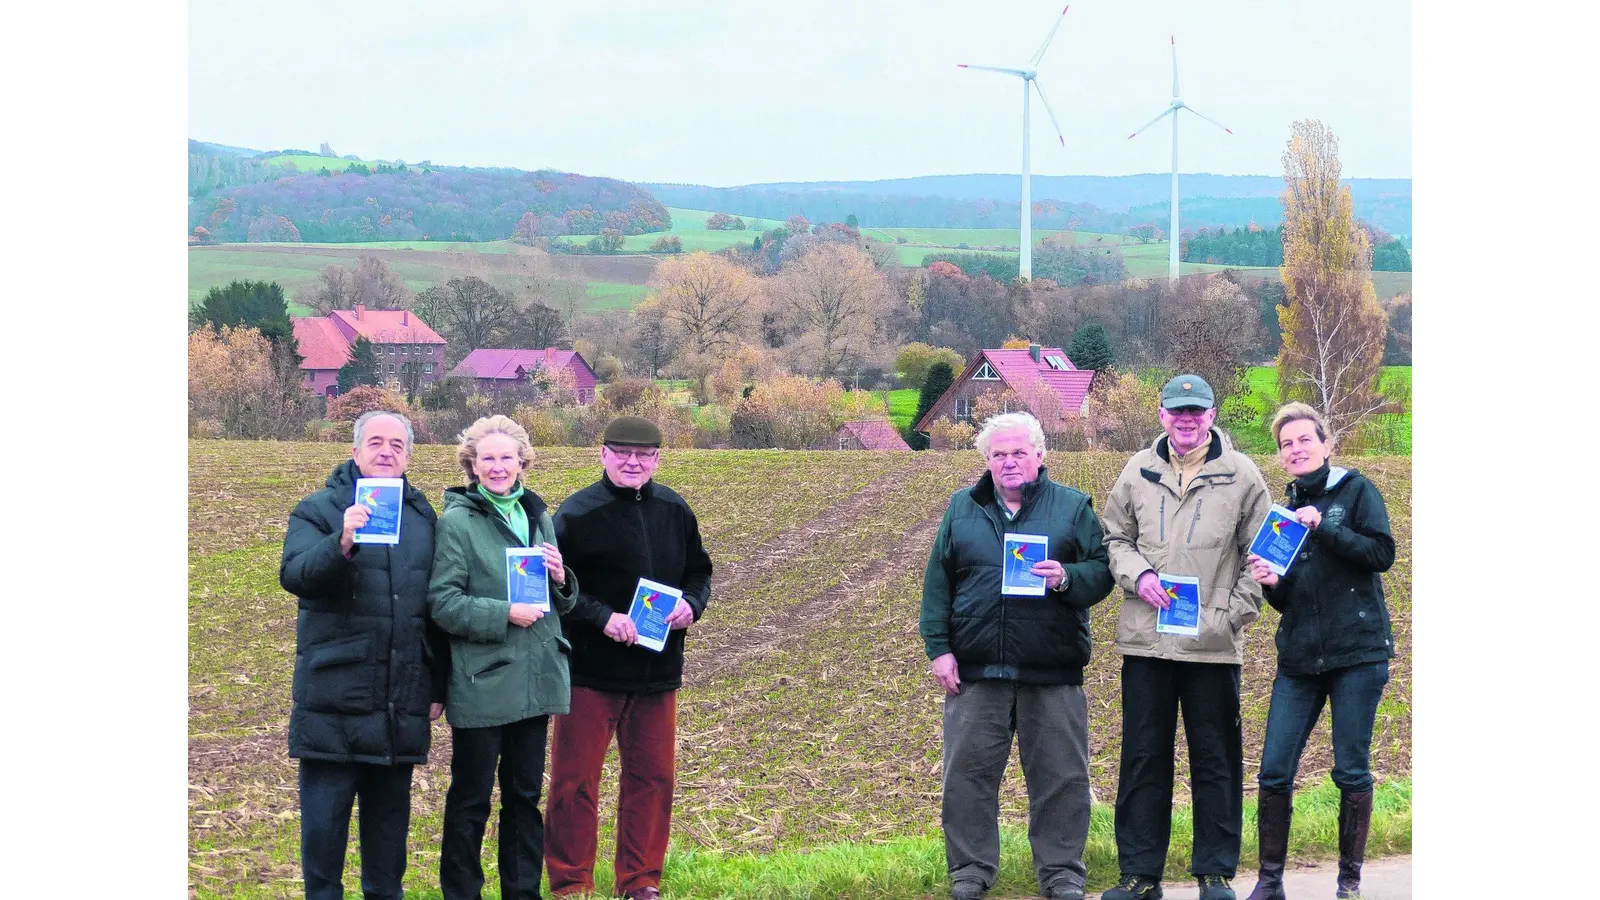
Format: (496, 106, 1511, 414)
(628, 578, 681, 653)
(352, 477, 403, 545)
(1155, 573, 1202, 637)
(1248, 504, 1312, 576)
(1002, 533, 1050, 596)
(505, 547, 550, 612)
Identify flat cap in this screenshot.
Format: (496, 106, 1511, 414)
(602, 415, 663, 447)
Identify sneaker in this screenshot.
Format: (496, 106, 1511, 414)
(1197, 874, 1237, 900)
(1101, 873, 1163, 900)
(949, 879, 984, 900)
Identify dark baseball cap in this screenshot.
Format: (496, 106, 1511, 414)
(1160, 374, 1215, 410)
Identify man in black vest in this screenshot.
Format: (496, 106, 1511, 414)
(546, 417, 714, 900)
(280, 410, 448, 900)
(920, 412, 1115, 900)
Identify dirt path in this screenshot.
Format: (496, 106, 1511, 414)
(1085, 855, 1411, 899)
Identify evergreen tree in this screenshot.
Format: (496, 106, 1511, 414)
(1066, 323, 1114, 372)
(908, 361, 956, 450)
(337, 337, 380, 393)
(194, 280, 293, 344)
(844, 213, 860, 229)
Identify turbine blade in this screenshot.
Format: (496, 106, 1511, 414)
(1033, 80, 1066, 146)
(958, 64, 1030, 77)
(1170, 35, 1180, 98)
(1029, 6, 1070, 67)
(1127, 107, 1176, 140)
(1181, 104, 1233, 134)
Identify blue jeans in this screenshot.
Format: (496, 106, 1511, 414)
(1258, 661, 1389, 794)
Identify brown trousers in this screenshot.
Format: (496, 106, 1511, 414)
(545, 686, 677, 897)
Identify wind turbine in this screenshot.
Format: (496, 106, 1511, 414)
(958, 5, 1070, 280)
(1127, 36, 1232, 283)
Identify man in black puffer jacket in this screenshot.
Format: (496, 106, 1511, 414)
(920, 413, 1115, 900)
(545, 417, 713, 900)
(280, 411, 448, 900)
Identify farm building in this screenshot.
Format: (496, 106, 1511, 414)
(914, 344, 1096, 434)
(448, 348, 599, 405)
(290, 305, 448, 397)
(815, 419, 912, 451)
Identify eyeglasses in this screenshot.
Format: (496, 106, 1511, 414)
(1166, 406, 1209, 418)
(604, 445, 659, 461)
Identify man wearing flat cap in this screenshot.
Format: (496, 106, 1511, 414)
(1098, 375, 1273, 900)
(544, 417, 713, 900)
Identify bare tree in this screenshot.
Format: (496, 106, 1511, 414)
(304, 264, 355, 314)
(352, 254, 413, 310)
(429, 276, 517, 363)
(649, 252, 759, 355)
(770, 242, 891, 379)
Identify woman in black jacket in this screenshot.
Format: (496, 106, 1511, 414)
(1243, 403, 1396, 900)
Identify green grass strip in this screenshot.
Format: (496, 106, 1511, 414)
(345, 777, 1408, 900)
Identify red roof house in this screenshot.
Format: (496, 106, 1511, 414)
(448, 348, 599, 405)
(816, 419, 912, 451)
(914, 344, 1096, 433)
(291, 304, 448, 397)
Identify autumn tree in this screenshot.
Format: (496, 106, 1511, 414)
(1276, 119, 1389, 441)
(1128, 223, 1163, 244)
(770, 242, 890, 379)
(506, 301, 569, 350)
(1161, 275, 1262, 406)
(894, 342, 967, 390)
(1382, 293, 1412, 365)
(188, 324, 318, 439)
(648, 252, 759, 356)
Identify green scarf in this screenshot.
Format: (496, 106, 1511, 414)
(476, 482, 529, 545)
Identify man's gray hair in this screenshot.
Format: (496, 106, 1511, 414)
(974, 412, 1047, 458)
(353, 410, 415, 453)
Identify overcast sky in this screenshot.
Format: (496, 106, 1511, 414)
(189, 0, 1410, 185)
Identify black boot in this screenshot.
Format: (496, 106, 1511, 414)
(1245, 790, 1291, 900)
(1336, 789, 1374, 899)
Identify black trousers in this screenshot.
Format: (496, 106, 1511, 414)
(298, 758, 415, 900)
(1114, 655, 1243, 878)
(441, 715, 550, 900)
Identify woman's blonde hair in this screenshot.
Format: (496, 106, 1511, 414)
(456, 414, 536, 483)
(1269, 402, 1330, 447)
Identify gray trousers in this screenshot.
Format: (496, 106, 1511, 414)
(942, 679, 1092, 892)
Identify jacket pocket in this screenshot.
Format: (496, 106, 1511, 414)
(1116, 593, 1159, 649)
(555, 635, 572, 655)
(301, 633, 376, 713)
(1194, 595, 1239, 654)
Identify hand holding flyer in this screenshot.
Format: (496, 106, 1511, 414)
(505, 547, 550, 612)
(628, 578, 682, 653)
(352, 477, 404, 545)
(1155, 573, 1201, 637)
(1002, 533, 1049, 596)
(1248, 505, 1312, 576)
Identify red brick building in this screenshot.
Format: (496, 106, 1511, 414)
(291, 305, 448, 397)
(448, 348, 599, 405)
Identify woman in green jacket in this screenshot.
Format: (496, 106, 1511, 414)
(430, 415, 579, 900)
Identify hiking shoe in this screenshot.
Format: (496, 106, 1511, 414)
(1101, 873, 1163, 900)
(1197, 874, 1237, 900)
(1046, 884, 1086, 900)
(949, 879, 984, 900)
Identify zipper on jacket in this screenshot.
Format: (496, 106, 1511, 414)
(1159, 495, 1166, 542)
(1187, 499, 1203, 544)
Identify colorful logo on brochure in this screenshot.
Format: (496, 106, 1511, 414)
(1165, 584, 1181, 602)
(1010, 543, 1030, 562)
(358, 486, 380, 509)
(1270, 515, 1287, 536)
(513, 556, 536, 577)
(641, 590, 659, 610)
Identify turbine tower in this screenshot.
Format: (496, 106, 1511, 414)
(1127, 36, 1232, 283)
(958, 5, 1070, 280)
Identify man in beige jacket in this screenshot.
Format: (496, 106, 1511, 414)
(1098, 374, 1273, 900)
